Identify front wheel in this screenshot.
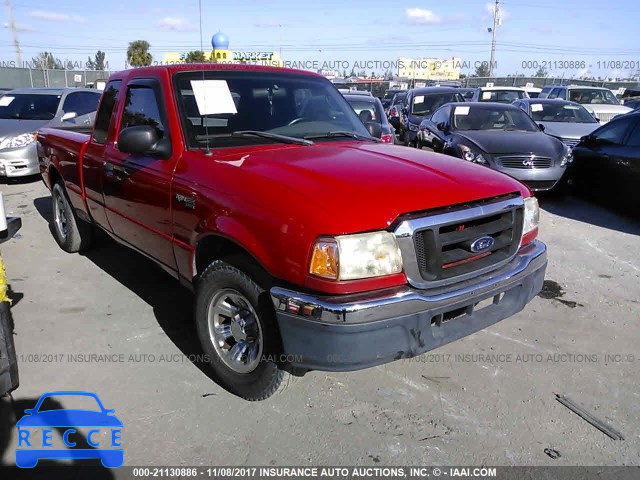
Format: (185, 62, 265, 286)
(51, 181, 92, 253)
(195, 260, 287, 401)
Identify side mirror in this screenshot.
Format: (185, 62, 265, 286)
(118, 125, 171, 158)
(594, 116, 600, 123)
(436, 122, 450, 133)
(402, 107, 408, 116)
(538, 123, 545, 132)
(365, 121, 382, 139)
(580, 134, 596, 146)
(61, 112, 77, 122)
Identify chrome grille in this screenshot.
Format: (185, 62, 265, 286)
(597, 112, 617, 123)
(394, 195, 524, 289)
(561, 138, 579, 148)
(497, 156, 553, 169)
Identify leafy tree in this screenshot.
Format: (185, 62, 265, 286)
(94, 51, 106, 70)
(183, 51, 207, 63)
(127, 40, 152, 67)
(474, 62, 491, 77)
(86, 50, 107, 70)
(534, 66, 548, 77)
(32, 52, 63, 69)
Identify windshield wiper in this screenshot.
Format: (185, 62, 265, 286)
(304, 131, 381, 142)
(231, 130, 313, 146)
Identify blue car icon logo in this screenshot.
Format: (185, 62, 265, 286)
(15, 391, 123, 468)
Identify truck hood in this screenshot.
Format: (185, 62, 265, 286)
(211, 141, 529, 233)
(0, 118, 50, 142)
(539, 122, 600, 140)
(458, 130, 563, 157)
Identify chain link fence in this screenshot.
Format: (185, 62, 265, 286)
(0, 67, 112, 89)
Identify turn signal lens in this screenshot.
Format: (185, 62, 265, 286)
(309, 239, 339, 279)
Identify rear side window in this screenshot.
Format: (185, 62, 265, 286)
(92, 81, 121, 144)
(120, 86, 165, 138)
(62, 92, 101, 116)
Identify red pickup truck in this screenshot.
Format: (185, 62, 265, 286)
(37, 65, 547, 400)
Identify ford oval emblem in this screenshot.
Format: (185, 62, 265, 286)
(470, 236, 495, 253)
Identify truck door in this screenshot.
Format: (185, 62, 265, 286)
(82, 79, 122, 230)
(101, 78, 178, 273)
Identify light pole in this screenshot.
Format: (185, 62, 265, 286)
(489, 0, 499, 78)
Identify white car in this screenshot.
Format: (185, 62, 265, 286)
(470, 86, 529, 103)
(537, 85, 631, 124)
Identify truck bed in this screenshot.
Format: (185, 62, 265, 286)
(37, 127, 91, 193)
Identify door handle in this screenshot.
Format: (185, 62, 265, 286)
(103, 162, 127, 180)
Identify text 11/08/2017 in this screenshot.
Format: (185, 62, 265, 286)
(521, 60, 640, 71)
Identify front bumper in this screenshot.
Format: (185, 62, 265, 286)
(0, 142, 39, 177)
(493, 164, 566, 191)
(271, 240, 546, 371)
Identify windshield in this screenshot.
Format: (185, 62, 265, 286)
(174, 71, 370, 148)
(452, 105, 539, 132)
(529, 103, 597, 123)
(569, 89, 619, 105)
(0, 93, 61, 120)
(479, 90, 526, 103)
(345, 98, 384, 124)
(411, 92, 462, 116)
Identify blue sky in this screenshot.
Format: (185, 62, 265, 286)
(1, 0, 638, 78)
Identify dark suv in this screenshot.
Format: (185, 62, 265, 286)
(400, 87, 464, 146)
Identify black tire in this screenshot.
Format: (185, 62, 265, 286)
(416, 139, 423, 150)
(0, 301, 19, 395)
(51, 181, 92, 253)
(195, 260, 288, 401)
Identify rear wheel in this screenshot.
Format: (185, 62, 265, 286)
(51, 181, 92, 253)
(195, 260, 288, 401)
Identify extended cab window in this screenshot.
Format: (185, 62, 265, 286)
(120, 86, 165, 138)
(93, 80, 121, 144)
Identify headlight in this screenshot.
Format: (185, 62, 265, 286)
(560, 145, 573, 167)
(459, 145, 488, 164)
(0, 133, 36, 149)
(310, 231, 403, 281)
(408, 123, 419, 132)
(523, 196, 540, 237)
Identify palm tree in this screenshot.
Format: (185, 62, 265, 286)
(127, 40, 152, 67)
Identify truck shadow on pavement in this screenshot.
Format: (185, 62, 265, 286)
(537, 192, 640, 236)
(32, 197, 223, 391)
(0, 395, 115, 479)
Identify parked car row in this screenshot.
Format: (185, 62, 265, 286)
(0, 87, 101, 177)
(375, 84, 611, 193)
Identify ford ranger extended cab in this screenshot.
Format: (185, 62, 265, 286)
(37, 65, 547, 401)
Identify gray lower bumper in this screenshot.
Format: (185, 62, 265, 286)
(271, 240, 547, 371)
(0, 142, 39, 177)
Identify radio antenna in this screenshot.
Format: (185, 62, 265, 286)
(199, 0, 212, 155)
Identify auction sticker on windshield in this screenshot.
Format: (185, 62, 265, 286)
(455, 106, 470, 115)
(190, 79, 238, 115)
(0, 97, 14, 107)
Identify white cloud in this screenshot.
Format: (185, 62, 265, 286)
(406, 8, 442, 25)
(485, 2, 509, 22)
(157, 17, 194, 31)
(27, 10, 85, 23)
